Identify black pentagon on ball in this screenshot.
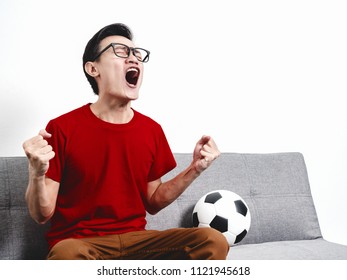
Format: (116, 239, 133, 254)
(192, 212, 199, 227)
(204, 192, 222, 204)
(234, 200, 248, 217)
(235, 229, 248, 243)
(210, 215, 228, 233)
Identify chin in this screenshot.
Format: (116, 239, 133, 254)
(105, 87, 139, 101)
(128, 95, 139, 101)
(126, 89, 139, 101)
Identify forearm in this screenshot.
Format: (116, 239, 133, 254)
(25, 169, 55, 224)
(148, 163, 201, 214)
(22, 129, 58, 224)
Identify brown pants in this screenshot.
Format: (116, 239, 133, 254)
(47, 228, 229, 260)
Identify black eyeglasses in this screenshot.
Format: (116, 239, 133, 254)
(93, 43, 150, 63)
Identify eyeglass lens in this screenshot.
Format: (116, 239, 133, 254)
(112, 44, 148, 62)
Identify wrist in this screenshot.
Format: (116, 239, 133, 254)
(28, 165, 46, 180)
(191, 161, 203, 177)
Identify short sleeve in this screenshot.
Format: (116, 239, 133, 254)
(45, 120, 66, 183)
(147, 126, 177, 182)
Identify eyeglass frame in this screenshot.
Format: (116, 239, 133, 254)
(92, 42, 150, 63)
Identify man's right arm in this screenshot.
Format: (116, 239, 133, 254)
(22, 129, 60, 224)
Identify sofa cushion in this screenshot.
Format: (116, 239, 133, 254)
(153, 153, 322, 245)
(0, 157, 49, 260)
(227, 238, 347, 259)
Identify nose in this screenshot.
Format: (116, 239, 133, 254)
(125, 49, 139, 64)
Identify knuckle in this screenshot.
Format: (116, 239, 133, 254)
(24, 146, 34, 157)
(30, 153, 40, 161)
(22, 141, 28, 149)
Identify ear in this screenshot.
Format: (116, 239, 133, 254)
(84, 61, 99, 77)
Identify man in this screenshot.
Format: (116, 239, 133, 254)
(22, 23, 229, 260)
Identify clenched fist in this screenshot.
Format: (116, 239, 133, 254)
(22, 129, 55, 177)
(193, 135, 221, 174)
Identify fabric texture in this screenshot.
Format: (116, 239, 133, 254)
(44, 104, 176, 249)
(0, 157, 49, 259)
(153, 153, 323, 245)
(47, 228, 229, 260)
(227, 238, 347, 260)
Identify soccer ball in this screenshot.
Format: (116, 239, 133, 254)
(192, 190, 251, 246)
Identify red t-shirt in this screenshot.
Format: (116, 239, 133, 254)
(45, 104, 176, 248)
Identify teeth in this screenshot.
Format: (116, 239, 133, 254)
(127, 68, 138, 73)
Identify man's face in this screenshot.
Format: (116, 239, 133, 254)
(94, 35, 144, 101)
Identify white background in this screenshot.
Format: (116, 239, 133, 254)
(0, 0, 346, 246)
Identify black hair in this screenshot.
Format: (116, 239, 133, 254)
(82, 23, 133, 95)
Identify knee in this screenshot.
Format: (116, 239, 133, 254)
(203, 227, 230, 253)
(193, 228, 230, 260)
(47, 238, 98, 260)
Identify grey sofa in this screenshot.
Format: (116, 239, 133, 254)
(1, 153, 347, 259)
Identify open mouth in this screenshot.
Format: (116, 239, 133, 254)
(125, 67, 140, 87)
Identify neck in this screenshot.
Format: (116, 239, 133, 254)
(90, 98, 134, 124)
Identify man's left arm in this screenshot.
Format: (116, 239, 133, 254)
(146, 135, 220, 215)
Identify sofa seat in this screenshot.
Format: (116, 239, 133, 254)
(228, 238, 347, 260)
